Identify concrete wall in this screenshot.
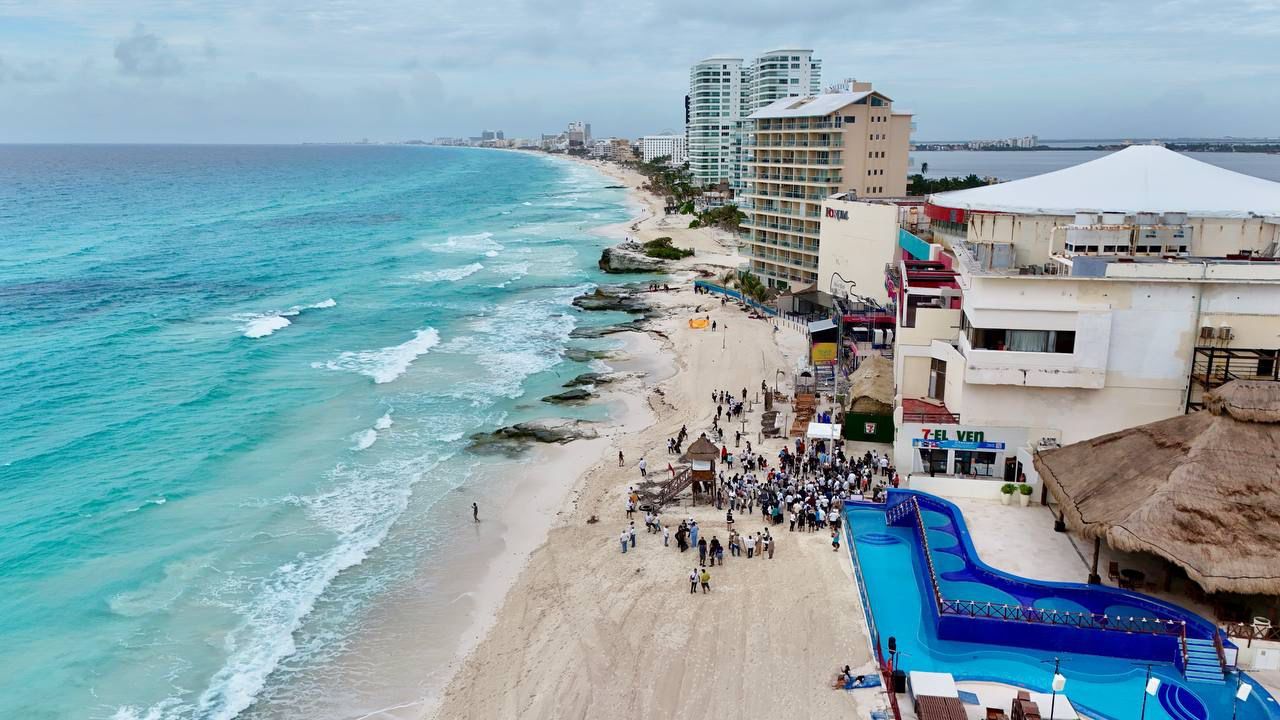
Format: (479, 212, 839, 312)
(817, 199, 899, 304)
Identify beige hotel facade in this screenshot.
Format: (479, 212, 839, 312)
(740, 82, 912, 290)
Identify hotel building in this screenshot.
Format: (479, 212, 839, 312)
(639, 135, 689, 165)
(889, 147, 1280, 498)
(740, 82, 913, 290)
(685, 50, 821, 189)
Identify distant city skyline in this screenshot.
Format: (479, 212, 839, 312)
(2, 0, 1279, 143)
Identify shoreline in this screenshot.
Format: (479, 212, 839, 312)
(426, 160, 875, 719)
(363, 157, 716, 720)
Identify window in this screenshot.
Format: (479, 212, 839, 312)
(966, 323, 1076, 353)
(919, 449, 948, 475)
(844, 116, 856, 123)
(953, 451, 998, 477)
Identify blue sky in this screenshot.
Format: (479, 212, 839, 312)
(1, 0, 1278, 142)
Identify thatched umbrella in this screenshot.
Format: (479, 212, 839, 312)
(1033, 381, 1280, 595)
(847, 354, 894, 415)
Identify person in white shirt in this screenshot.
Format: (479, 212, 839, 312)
(620, 529, 629, 554)
(745, 534, 756, 559)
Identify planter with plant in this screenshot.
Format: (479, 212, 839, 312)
(1000, 483, 1015, 505)
(1018, 483, 1033, 506)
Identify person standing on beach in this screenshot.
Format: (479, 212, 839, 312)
(689, 568, 699, 594)
(699, 568, 711, 593)
(767, 530, 775, 559)
(697, 536, 707, 567)
(638, 458, 647, 478)
(629, 522, 636, 549)
(620, 529, 629, 554)
(618, 450, 624, 467)
(662, 524, 670, 547)
(472, 502, 479, 522)
(745, 533, 755, 559)
(710, 536, 722, 566)
(689, 521, 699, 552)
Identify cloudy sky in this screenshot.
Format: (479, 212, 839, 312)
(1, 0, 1278, 143)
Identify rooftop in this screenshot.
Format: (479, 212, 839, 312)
(749, 91, 878, 119)
(928, 145, 1280, 220)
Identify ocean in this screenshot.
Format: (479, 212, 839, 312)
(911, 149, 1280, 182)
(0, 145, 635, 719)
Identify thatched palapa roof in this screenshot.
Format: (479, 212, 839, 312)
(1033, 381, 1280, 595)
(681, 435, 720, 464)
(847, 354, 894, 415)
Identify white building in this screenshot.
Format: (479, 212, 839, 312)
(892, 149, 1280, 499)
(639, 135, 689, 165)
(816, 195, 902, 306)
(685, 49, 821, 189)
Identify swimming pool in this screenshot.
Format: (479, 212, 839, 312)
(845, 491, 1280, 720)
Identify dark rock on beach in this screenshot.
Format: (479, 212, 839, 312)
(468, 419, 599, 454)
(569, 319, 647, 338)
(541, 388, 594, 404)
(572, 287, 649, 314)
(564, 347, 613, 363)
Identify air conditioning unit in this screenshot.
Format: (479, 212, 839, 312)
(1218, 326, 1234, 342)
(1200, 326, 1215, 340)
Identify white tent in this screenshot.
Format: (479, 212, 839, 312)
(929, 145, 1280, 219)
(806, 422, 842, 440)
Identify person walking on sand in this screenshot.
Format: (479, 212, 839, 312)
(638, 458, 647, 478)
(699, 568, 711, 593)
(831, 529, 841, 552)
(662, 524, 670, 547)
(689, 568, 699, 594)
(625, 498, 634, 519)
(689, 521, 699, 552)
(767, 530, 775, 559)
(472, 502, 479, 522)
(698, 537, 708, 567)
(618, 450, 624, 467)
(629, 522, 636, 549)
(710, 536, 723, 566)
(620, 529, 629, 554)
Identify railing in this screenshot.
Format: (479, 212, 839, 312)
(1214, 628, 1227, 672)
(657, 465, 693, 506)
(1222, 621, 1280, 643)
(940, 599, 1188, 638)
(901, 411, 960, 424)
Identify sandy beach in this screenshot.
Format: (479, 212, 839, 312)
(424, 158, 878, 719)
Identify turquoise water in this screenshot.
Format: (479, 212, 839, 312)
(0, 145, 632, 719)
(846, 503, 1280, 720)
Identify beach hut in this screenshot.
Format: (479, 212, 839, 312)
(845, 354, 895, 443)
(1033, 381, 1280, 598)
(679, 435, 720, 504)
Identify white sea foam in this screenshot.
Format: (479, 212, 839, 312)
(374, 412, 393, 431)
(406, 262, 483, 283)
(351, 429, 378, 451)
(484, 250, 499, 257)
(125, 497, 168, 513)
(244, 315, 292, 338)
(428, 231, 502, 255)
(314, 328, 440, 384)
(240, 299, 336, 338)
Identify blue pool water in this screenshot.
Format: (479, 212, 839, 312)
(0, 145, 634, 719)
(845, 499, 1280, 720)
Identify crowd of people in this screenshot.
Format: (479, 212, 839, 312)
(617, 381, 900, 595)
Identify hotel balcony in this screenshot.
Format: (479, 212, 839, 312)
(749, 173, 843, 185)
(743, 246, 819, 271)
(745, 157, 840, 167)
(749, 139, 845, 149)
(744, 188, 828, 202)
(958, 333, 1106, 389)
(740, 217, 821, 239)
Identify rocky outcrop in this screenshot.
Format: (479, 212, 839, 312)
(563, 372, 606, 387)
(541, 388, 594, 404)
(468, 419, 599, 454)
(569, 319, 648, 339)
(572, 287, 649, 314)
(598, 245, 667, 274)
(564, 347, 613, 363)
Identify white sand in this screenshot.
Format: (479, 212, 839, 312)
(425, 164, 876, 719)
